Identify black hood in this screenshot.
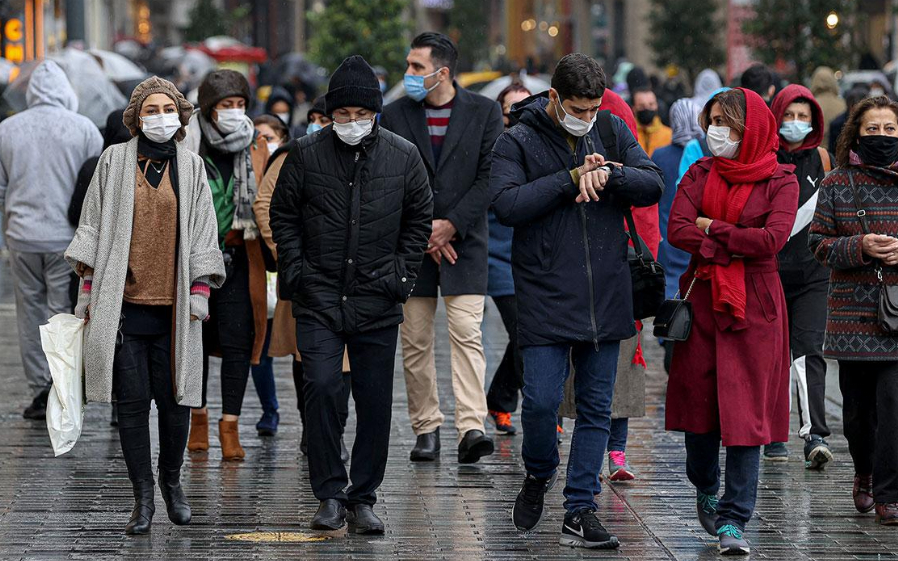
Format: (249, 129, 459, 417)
(265, 86, 295, 124)
(510, 91, 561, 134)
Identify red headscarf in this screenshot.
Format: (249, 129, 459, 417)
(698, 88, 779, 322)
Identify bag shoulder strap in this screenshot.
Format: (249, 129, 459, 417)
(847, 170, 870, 235)
(818, 147, 832, 173)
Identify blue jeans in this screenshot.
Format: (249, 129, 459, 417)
(521, 340, 620, 513)
(608, 418, 628, 452)
(685, 431, 760, 530)
(251, 319, 279, 414)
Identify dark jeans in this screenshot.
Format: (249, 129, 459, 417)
(521, 340, 619, 513)
(839, 360, 898, 503)
(297, 317, 398, 506)
(608, 418, 628, 452)
(685, 431, 760, 531)
(783, 279, 830, 439)
(113, 332, 190, 485)
(251, 318, 278, 414)
(486, 295, 524, 413)
(201, 245, 254, 416)
(292, 359, 351, 431)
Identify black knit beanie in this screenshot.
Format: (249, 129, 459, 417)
(325, 55, 383, 114)
(307, 96, 327, 122)
(198, 69, 251, 118)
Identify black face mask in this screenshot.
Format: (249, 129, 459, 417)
(857, 135, 898, 168)
(636, 109, 656, 126)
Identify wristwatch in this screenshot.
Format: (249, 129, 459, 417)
(598, 165, 612, 175)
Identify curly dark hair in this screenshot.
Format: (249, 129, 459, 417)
(835, 95, 898, 167)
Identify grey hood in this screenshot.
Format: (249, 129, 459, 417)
(26, 60, 78, 112)
(692, 69, 722, 107)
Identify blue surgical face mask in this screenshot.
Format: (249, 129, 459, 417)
(779, 120, 813, 144)
(306, 123, 323, 135)
(403, 68, 444, 102)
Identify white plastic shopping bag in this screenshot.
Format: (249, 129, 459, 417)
(266, 272, 278, 319)
(40, 313, 86, 456)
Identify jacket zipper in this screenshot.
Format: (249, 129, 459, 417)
(579, 202, 600, 351)
(342, 151, 362, 305)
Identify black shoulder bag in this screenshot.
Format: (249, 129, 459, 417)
(846, 170, 898, 334)
(652, 276, 696, 341)
(590, 112, 666, 321)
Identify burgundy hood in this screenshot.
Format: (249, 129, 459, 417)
(770, 84, 825, 151)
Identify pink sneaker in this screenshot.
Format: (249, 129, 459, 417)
(608, 451, 636, 481)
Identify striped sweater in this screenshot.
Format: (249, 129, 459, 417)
(809, 166, 898, 360)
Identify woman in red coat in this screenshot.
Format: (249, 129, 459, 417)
(665, 88, 799, 555)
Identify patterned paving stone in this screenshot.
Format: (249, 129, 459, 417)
(1, 256, 898, 559)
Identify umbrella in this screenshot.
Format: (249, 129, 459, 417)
(477, 74, 551, 102)
(89, 49, 147, 82)
(2, 49, 127, 127)
(262, 53, 327, 89)
(156, 46, 216, 93)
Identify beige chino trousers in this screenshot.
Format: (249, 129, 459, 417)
(401, 295, 488, 441)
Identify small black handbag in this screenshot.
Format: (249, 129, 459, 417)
(652, 277, 697, 341)
(847, 170, 898, 334)
(625, 208, 666, 320)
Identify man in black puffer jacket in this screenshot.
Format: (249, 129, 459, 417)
(270, 55, 433, 535)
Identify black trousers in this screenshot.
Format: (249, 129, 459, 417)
(292, 359, 351, 431)
(113, 332, 189, 485)
(685, 431, 760, 530)
(201, 245, 254, 416)
(297, 317, 398, 506)
(486, 295, 524, 413)
(782, 279, 830, 439)
(839, 360, 898, 503)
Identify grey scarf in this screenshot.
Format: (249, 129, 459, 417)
(199, 113, 259, 239)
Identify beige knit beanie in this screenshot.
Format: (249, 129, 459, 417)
(122, 76, 193, 142)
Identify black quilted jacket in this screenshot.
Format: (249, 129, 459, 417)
(269, 124, 433, 334)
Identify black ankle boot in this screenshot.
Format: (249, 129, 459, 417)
(125, 480, 155, 535)
(158, 470, 191, 525)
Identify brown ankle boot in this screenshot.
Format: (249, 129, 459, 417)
(219, 419, 245, 461)
(187, 410, 209, 452)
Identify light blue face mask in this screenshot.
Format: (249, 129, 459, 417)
(306, 123, 323, 135)
(780, 120, 813, 144)
(403, 68, 444, 102)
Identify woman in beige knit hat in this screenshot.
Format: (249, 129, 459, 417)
(65, 76, 225, 535)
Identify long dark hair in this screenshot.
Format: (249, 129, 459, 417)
(835, 95, 898, 167)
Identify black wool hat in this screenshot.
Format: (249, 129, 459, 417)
(198, 69, 251, 118)
(307, 96, 327, 122)
(325, 55, 383, 114)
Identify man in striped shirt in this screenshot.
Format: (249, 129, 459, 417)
(381, 32, 504, 465)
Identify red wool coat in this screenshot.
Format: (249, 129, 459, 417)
(665, 159, 799, 446)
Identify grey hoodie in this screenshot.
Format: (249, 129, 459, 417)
(0, 60, 103, 253)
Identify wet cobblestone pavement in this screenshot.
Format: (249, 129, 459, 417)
(1, 256, 897, 559)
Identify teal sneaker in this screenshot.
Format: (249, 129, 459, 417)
(696, 492, 719, 536)
(717, 524, 750, 555)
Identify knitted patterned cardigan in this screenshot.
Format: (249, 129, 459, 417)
(809, 165, 898, 361)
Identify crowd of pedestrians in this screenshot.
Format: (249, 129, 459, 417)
(3, 32, 898, 556)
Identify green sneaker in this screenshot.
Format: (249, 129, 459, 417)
(696, 492, 719, 536)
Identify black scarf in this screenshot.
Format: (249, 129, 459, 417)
(137, 133, 179, 198)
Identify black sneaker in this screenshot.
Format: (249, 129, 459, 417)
(512, 472, 558, 531)
(560, 510, 620, 549)
(23, 387, 50, 420)
(763, 442, 789, 462)
(804, 435, 834, 470)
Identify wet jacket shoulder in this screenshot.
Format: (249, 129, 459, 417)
(269, 125, 433, 334)
(489, 95, 663, 346)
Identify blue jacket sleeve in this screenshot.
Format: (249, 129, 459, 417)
(678, 139, 703, 184)
(489, 132, 579, 227)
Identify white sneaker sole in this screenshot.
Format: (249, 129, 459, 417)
(559, 535, 620, 549)
(805, 445, 834, 469)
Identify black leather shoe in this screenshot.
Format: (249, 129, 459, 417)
(311, 499, 346, 531)
(125, 480, 155, 535)
(340, 437, 350, 464)
(410, 428, 440, 462)
(23, 387, 50, 420)
(158, 470, 191, 525)
(347, 504, 385, 534)
(458, 430, 494, 464)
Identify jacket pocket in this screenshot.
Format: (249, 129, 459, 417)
(751, 273, 778, 323)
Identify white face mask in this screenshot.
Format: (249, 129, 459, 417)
(554, 98, 595, 137)
(140, 113, 181, 143)
(266, 142, 280, 155)
(275, 112, 290, 125)
(333, 119, 374, 146)
(215, 108, 246, 134)
(707, 125, 742, 159)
